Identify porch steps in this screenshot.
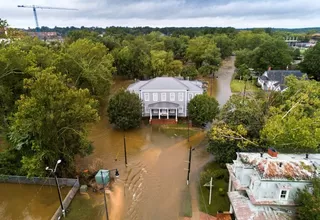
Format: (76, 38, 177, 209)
(150, 119, 177, 125)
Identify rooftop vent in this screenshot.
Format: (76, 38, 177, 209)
(279, 162, 283, 167)
(260, 152, 263, 158)
(306, 153, 309, 159)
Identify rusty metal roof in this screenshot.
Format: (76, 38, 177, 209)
(238, 153, 318, 180)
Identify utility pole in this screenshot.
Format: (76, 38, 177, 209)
(187, 117, 190, 142)
(123, 131, 128, 167)
(46, 160, 65, 218)
(242, 79, 248, 103)
(186, 146, 193, 185)
(209, 177, 213, 205)
(101, 171, 109, 220)
(210, 73, 213, 96)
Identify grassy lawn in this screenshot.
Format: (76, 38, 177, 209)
(198, 162, 230, 216)
(230, 79, 260, 93)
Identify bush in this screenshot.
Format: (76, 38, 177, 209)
(200, 168, 228, 183)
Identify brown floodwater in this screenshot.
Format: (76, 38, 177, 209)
(0, 183, 70, 220)
(1, 59, 234, 220)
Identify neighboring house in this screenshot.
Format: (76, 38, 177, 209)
(257, 70, 303, 92)
(227, 151, 320, 220)
(127, 77, 203, 122)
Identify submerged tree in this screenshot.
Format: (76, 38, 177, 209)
(107, 89, 142, 130)
(8, 69, 99, 177)
(187, 94, 219, 126)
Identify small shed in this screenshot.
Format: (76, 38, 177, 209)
(95, 170, 110, 185)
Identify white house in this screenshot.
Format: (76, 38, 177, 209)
(127, 77, 204, 123)
(227, 151, 320, 220)
(257, 70, 303, 92)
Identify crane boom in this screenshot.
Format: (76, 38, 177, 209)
(17, 5, 78, 10)
(17, 5, 78, 36)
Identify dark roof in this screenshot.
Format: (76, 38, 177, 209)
(266, 70, 303, 85)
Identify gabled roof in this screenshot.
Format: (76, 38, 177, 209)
(265, 70, 303, 85)
(127, 77, 203, 91)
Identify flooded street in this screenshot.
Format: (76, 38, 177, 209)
(0, 183, 70, 220)
(215, 56, 235, 106)
(73, 58, 235, 220)
(0, 58, 234, 220)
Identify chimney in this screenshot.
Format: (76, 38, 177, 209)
(268, 148, 278, 157)
(268, 66, 272, 71)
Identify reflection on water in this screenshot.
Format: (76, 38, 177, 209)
(0, 183, 70, 220)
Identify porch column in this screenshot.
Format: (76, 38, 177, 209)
(149, 108, 152, 121)
(167, 108, 169, 119)
(158, 108, 160, 119)
(175, 108, 178, 121)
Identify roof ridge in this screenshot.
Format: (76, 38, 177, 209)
(173, 77, 190, 90)
(139, 77, 157, 90)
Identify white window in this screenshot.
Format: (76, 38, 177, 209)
(153, 93, 158, 101)
(161, 93, 166, 101)
(170, 93, 175, 101)
(178, 92, 184, 101)
(280, 190, 288, 200)
(178, 107, 183, 113)
(188, 93, 193, 101)
(144, 93, 149, 101)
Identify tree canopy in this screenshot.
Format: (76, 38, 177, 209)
(187, 94, 219, 126)
(260, 77, 320, 152)
(8, 70, 99, 177)
(107, 89, 142, 130)
(295, 178, 320, 220)
(300, 42, 320, 80)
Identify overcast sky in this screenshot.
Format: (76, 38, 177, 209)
(1, 0, 319, 29)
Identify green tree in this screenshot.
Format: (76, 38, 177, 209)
(234, 49, 255, 68)
(252, 38, 292, 71)
(234, 31, 271, 50)
(167, 60, 183, 76)
(113, 37, 151, 79)
(207, 122, 255, 163)
(8, 69, 99, 177)
(213, 34, 234, 59)
(164, 36, 189, 59)
(107, 89, 142, 130)
(186, 36, 221, 73)
(300, 43, 320, 80)
(56, 39, 115, 100)
(188, 94, 219, 126)
(0, 44, 33, 131)
(261, 77, 320, 152)
(295, 178, 320, 220)
(181, 64, 198, 80)
(219, 94, 265, 139)
(150, 50, 174, 77)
